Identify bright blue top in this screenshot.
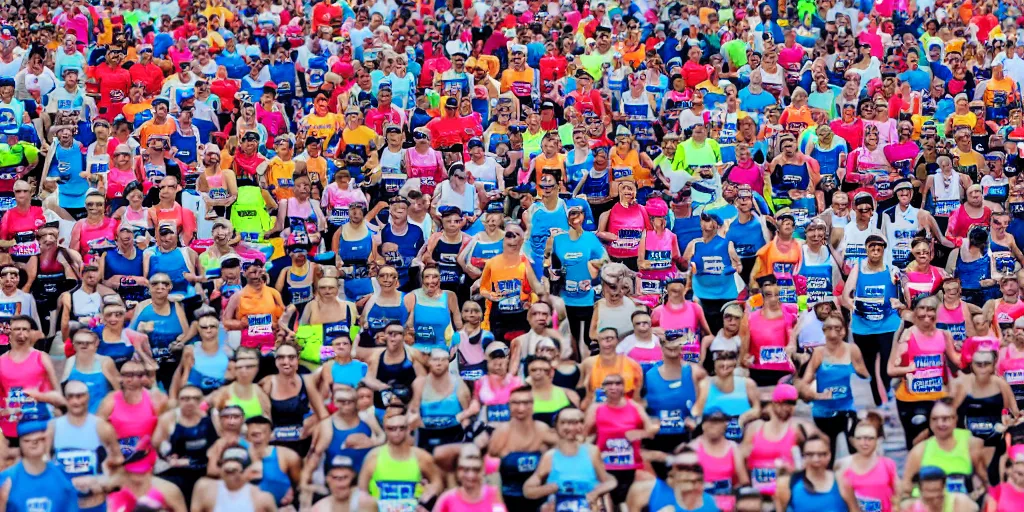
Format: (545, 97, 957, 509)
(645, 365, 696, 436)
(0, 461, 80, 512)
(551, 231, 606, 307)
(412, 289, 452, 353)
(850, 263, 901, 335)
(549, 445, 600, 509)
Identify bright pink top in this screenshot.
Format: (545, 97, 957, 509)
(842, 457, 898, 512)
(107, 166, 137, 200)
(74, 217, 119, 262)
(606, 202, 650, 259)
(595, 401, 643, 470)
(474, 374, 522, 406)
(0, 350, 51, 437)
(747, 425, 797, 495)
(905, 266, 943, 303)
(106, 486, 167, 512)
(990, 482, 1024, 512)
(998, 344, 1024, 389)
(321, 183, 368, 209)
(640, 228, 679, 281)
(727, 160, 765, 194)
(652, 301, 702, 363)
(109, 390, 159, 466)
(433, 485, 507, 512)
(748, 309, 796, 373)
(696, 441, 737, 511)
(406, 148, 445, 195)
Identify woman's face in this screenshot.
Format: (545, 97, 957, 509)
(762, 285, 781, 308)
(487, 354, 508, 376)
(618, 183, 636, 203)
(332, 338, 353, 359)
(912, 243, 931, 265)
(318, 279, 339, 300)
(275, 345, 299, 374)
(852, 424, 879, 455)
(103, 306, 126, 329)
(915, 305, 937, 329)
(422, 270, 440, 291)
(714, 354, 737, 376)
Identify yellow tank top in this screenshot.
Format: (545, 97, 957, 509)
(611, 148, 651, 187)
(532, 153, 566, 184)
(267, 158, 296, 202)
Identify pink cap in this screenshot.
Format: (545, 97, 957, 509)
(1010, 444, 1024, 463)
(772, 384, 799, 403)
(645, 198, 668, 217)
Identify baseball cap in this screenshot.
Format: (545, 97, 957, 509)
(645, 198, 668, 217)
(893, 179, 913, 192)
(486, 341, 510, 357)
(865, 234, 887, 247)
(771, 384, 798, 402)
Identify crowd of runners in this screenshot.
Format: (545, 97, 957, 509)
(6, 0, 1024, 510)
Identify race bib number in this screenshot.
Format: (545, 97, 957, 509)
(56, 448, 97, 476)
(272, 425, 302, 442)
(658, 409, 685, 433)
(600, 438, 635, 466)
(328, 207, 349, 225)
(247, 314, 273, 337)
(934, 199, 960, 216)
(611, 229, 642, 250)
(946, 475, 967, 494)
(759, 346, 788, 365)
(11, 231, 39, 257)
(856, 494, 883, 512)
(486, 404, 510, 423)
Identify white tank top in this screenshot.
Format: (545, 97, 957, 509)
(840, 220, 881, 271)
(885, 205, 920, 267)
(933, 171, 963, 201)
(71, 288, 102, 320)
(378, 147, 404, 172)
(215, 481, 255, 512)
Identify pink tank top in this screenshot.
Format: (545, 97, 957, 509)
(595, 401, 643, 470)
(407, 148, 443, 195)
(842, 457, 897, 512)
(77, 217, 118, 261)
(652, 301, 701, 363)
(998, 344, 1024, 390)
(606, 202, 647, 259)
(747, 425, 797, 495)
(994, 299, 1024, 333)
(905, 266, 943, 302)
(106, 486, 168, 512)
(748, 309, 795, 372)
(696, 441, 737, 511)
(434, 485, 507, 512)
(323, 183, 366, 209)
(106, 166, 137, 199)
(991, 482, 1024, 512)
(640, 229, 678, 280)
(0, 350, 50, 437)
(626, 343, 662, 370)
(109, 390, 159, 464)
(897, 328, 947, 400)
(473, 375, 522, 406)
(121, 206, 150, 230)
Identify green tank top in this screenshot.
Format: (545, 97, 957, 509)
(229, 385, 264, 419)
(230, 186, 272, 243)
(369, 445, 423, 502)
(534, 386, 571, 414)
(919, 428, 973, 477)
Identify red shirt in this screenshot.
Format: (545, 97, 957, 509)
(567, 88, 605, 119)
(681, 61, 708, 90)
(539, 55, 567, 82)
(312, 3, 343, 33)
(92, 63, 131, 109)
(0, 205, 45, 242)
(129, 63, 164, 97)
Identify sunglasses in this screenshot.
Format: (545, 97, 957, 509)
(504, 231, 521, 239)
(121, 371, 145, 378)
(150, 280, 172, 286)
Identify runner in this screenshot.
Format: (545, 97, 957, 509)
(901, 399, 989, 500)
(258, 341, 327, 457)
(357, 413, 443, 512)
(624, 448, 720, 511)
(150, 384, 219, 504)
(488, 384, 556, 512)
(691, 350, 761, 443)
(408, 348, 472, 452)
(835, 413, 902, 512)
(190, 445, 278, 512)
(774, 435, 857, 511)
(580, 327, 644, 407)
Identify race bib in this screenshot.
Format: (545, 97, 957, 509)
(600, 437, 635, 466)
(759, 346, 788, 365)
(272, 425, 302, 442)
(247, 314, 273, 337)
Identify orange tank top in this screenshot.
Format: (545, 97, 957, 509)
(237, 286, 284, 353)
(589, 355, 642, 399)
(611, 148, 652, 188)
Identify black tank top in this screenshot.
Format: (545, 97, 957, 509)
(166, 415, 219, 475)
(374, 349, 418, 409)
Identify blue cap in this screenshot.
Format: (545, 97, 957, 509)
(467, 137, 484, 150)
(699, 212, 723, 225)
(16, 418, 48, 437)
(512, 183, 536, 195)
(703, 406, 729, 421)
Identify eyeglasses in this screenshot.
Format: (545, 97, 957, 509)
(856, 207, 873, 213)
(179, 395, 203, 402)
(86, 201, 104, 207)
(199, 324, 218, 329)
(804, 451, 830, 459)
(385, 425, 407, 432)
(65, 392, 88, 399)
(13, 189, 30, 193)
(121, 371, 145, 378)
(538, 183, 556, 189)
(72, 339, 95, 346)
(150, 280, 172, 287)
(222, 466, 242, 475)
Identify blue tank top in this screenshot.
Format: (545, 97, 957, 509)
(691, 236, 737, 300)
(365, 295, 409, 338)
(330, 359, 368, 389)
(325, 418, 373, 473)
(671, 215, 703, 255)
(380, 224, 424, 287)
(956, 251, 992, 291)
(0, 461, 79, 512)
(705, 375, 751, 441)
(433, 236, 465, 287)
(725, 216, 766, 259)
(258, 447, 292, 504)
(789, 197, 817, 239)
(549, 446, 600, 510)
(412, 290, 452, 353)
(269, 62, 297, 99)
(170, 130, 199, 168)
(581, 171, 611, 200)
(64, 357, 111, 413)
(186, 343, 230, 394)
(146, 247, 194, 297)
(52, 143, 87, 209)
(649, 478, 719, 512)
(53, 414, 103, 498)
(850, 263, 901, 335)
(470, 238, 502, 264)
(420, 382, 463, 431)
(991, 239, 1016, 275)
(96, 328, 136, 369)
(338, 230, 374, 301)
(812, 360, 856, 417)
(810, 143, 844, 178)
(132, 303, 184, 364)
(645, 365, 696, 436)
(499, 451, 540, 498)
(787, 473, 847, 512)
(527, 200, 570, 276)
(566, 150, 595, 192)
(798, 249, 834, 304)
(774, 161, 811, 196)
(104, 249, 148, 308)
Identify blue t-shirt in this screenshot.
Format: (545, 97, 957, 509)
(738, 88, 778, 116)
(898, 68, 931, 92)
(552, 231, 607, 307)
(1, 462, 80, 512)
